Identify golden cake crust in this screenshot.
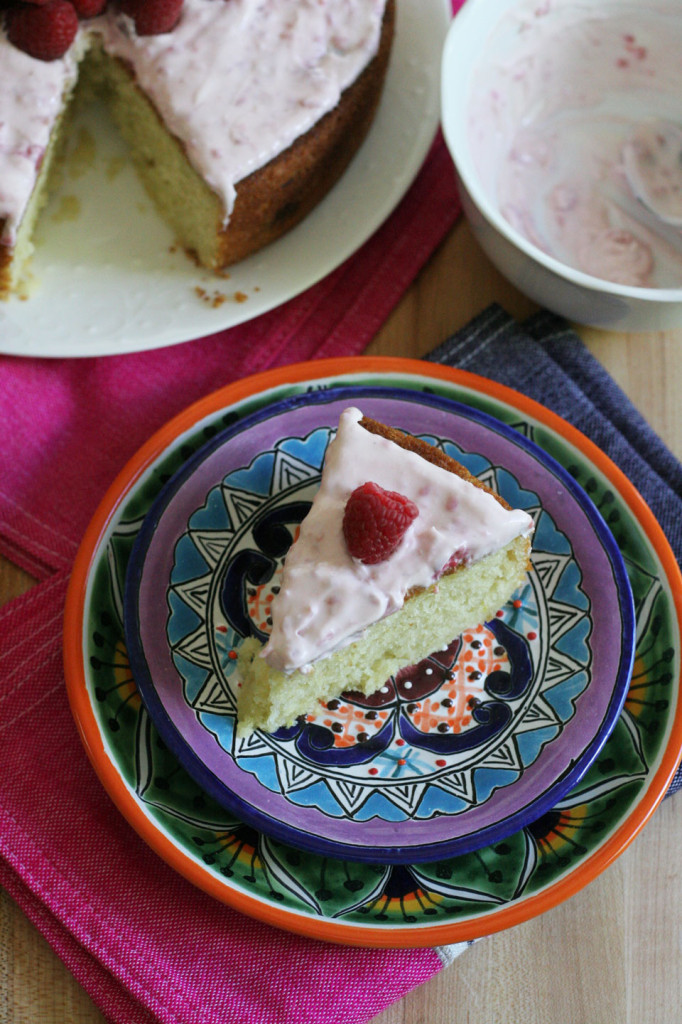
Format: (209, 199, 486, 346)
(360, 414, 514, 511)
(0, 242, 10, 299)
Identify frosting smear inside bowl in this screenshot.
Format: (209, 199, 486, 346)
(469, 1, 682, 289)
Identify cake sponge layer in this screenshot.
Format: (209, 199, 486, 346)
(236, 534, 531, 736)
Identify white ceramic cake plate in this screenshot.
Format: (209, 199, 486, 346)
(63, 358, 682, 948)
(0, 0, 449, 359)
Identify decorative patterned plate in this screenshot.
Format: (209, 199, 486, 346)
(63, 358, 682, 947)
(0, 0, 448, 358)
(123, 388, 634, 863)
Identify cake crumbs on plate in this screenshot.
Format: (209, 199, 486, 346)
(193, 285, 248, 308)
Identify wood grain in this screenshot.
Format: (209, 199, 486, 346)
(2, 218, 681, 1024)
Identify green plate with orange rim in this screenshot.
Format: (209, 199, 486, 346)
(63, 356, 682, 948)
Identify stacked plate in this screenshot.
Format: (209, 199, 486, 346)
(64, 359, 682, 947)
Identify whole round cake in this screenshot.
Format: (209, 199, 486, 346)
(0, 0, 395, 299)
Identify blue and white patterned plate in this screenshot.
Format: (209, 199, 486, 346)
(124, 387, 635, 862)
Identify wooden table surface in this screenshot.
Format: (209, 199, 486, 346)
(2, 218, 682, 1023)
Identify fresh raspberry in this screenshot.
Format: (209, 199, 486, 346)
(342, 482, 419, 565)
(7, 1, 79, 61)
(118, 0, 183, 35)
(71, 0, 107, 16)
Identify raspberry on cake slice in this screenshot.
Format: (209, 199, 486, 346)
(342, 481, 419, 564)
(236, 407, 534, 737)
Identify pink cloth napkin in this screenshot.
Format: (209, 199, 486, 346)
(1, 573, 467, 1024)
(0, 37, 467, 1020)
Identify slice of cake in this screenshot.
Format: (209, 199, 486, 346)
(237, 407, 534, 736)
(0, 0, 394, 299)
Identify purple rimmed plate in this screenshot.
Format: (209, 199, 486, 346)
(124, 386, 635, 863)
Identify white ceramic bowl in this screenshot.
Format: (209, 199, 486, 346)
(441, 0, 682, 331)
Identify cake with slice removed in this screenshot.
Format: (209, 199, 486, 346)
(0, 0, 394, 299)
(236, 407, 534, 736)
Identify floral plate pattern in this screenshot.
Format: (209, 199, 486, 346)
(124, 389, 634, 862)
(64, 358, 682, 947)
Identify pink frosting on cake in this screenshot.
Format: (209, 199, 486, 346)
(0, 33, 85, 245)
(0, 0, 386, 246)
(262, 407, 534, 674)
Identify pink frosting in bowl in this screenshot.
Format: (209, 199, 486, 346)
(441, 0, 682, 330)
